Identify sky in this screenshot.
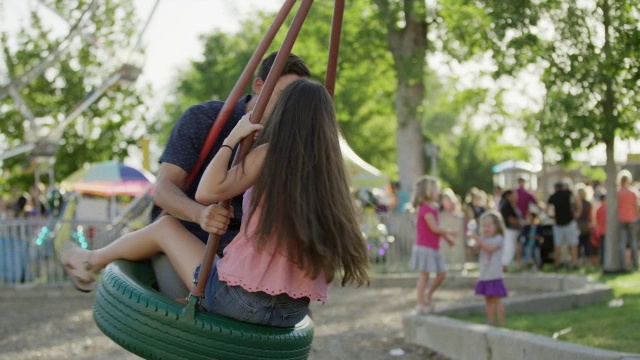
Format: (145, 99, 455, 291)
(133, 0, 282, 92)
(1, 0, 636, 168)
(1, 0, 282, 91)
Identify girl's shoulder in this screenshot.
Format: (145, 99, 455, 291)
(245, 143, 268, 164)
(252, 143, 269, 154)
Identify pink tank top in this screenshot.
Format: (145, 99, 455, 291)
(216, 188, 330, 303)
(416, 202, 440, 249)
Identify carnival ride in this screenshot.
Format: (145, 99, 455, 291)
(0, 1, 159, 290)
(1, 0, 160, 239)
(0, 0, 158, 187)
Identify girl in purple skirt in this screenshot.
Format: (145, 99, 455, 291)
(467, 210, 508, 325)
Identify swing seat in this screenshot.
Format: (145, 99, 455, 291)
(93, 260, 314, 360)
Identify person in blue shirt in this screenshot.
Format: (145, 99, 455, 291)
(522, 212, 544, 270)
(391, 182, 410, 213)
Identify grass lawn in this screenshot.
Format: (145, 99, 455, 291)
(454, 271, 640, 354)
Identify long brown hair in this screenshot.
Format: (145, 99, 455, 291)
(248, 78, 369, 286)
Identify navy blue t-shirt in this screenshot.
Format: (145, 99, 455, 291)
(154, 95, 251, 252)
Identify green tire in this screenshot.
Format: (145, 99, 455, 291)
(93, 260, 314, 359)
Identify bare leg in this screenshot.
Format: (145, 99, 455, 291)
(515, 242, 523, 267)
(485, 297, 495, 325)
(495, 298, 506, 325)
(554, 245, 563, 267)
(569, 245, 579, 268)
(425, 272, 446, 304)
(416, 272, 429, 306)
(90, 216, 205, 290)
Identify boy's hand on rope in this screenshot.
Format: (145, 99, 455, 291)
(198, 204, 234, 235)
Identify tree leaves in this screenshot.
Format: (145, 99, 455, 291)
(1, 0, 149, 193)
(160, 0, 398, 176)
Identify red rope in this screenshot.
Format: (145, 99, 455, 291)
(191, 0, 344, 299)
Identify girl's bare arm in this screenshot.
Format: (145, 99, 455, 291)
(195, 112, 266, 204)
(476, 237, 499, 254)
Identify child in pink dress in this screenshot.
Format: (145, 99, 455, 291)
(409, 176, 456, 314)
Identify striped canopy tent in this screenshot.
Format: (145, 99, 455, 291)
(61, 161, 155, 197)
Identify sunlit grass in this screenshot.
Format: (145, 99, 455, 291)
(455, 272, 640, 353)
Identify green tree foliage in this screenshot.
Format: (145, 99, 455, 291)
(1, 0, 150, 195)
(163, 0, 523, 188)
(507, 1, 640, 271)
(522, 2, 640, 156)
(434, 0, 544, 72)
(422, 70, 489, 143)
(366, 0, 544, 191)
(437, 122, 528, 197)
(160, 0, 398, 175)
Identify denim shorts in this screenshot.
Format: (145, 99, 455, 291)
(194, 264, 310, 327)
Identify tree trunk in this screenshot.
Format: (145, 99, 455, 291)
(603, 138, 621, 272)
(380, 0, 428, 192)
(601, 0, 623, 273)
(395, 76, 426, 191)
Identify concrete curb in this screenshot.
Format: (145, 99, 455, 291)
(403, 273, 640, 360)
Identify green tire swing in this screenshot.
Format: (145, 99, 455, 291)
(93, 260, 314, 359)
(92, 0, 347, 358)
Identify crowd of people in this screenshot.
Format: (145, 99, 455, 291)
(399, 173, 639, 273)
(401, 171, 639, 325)
(0, 184, 55, 220)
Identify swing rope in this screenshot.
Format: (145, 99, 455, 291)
(156, 0, 344, 321)
(325, 0, 344, 99)
(192, 0, 324, 300)
(182, 0, 299, 190)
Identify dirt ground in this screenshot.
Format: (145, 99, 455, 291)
(0, 278, 481, 360)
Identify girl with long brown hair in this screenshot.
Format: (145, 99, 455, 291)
(60, 78, 369, 327)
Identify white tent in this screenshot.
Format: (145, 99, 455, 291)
(339, 136, 389, 189)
